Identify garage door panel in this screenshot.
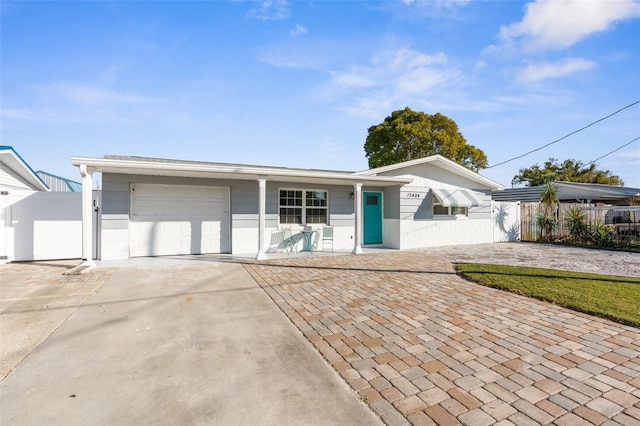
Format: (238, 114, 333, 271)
(130, 184, 230, 257)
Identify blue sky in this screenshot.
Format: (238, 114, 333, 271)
(2, 0, 639, 188)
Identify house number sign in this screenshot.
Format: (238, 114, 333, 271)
(406, 192, 422, 198)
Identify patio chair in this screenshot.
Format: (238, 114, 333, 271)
(282, 227, 301, 254)
(322, 226, 334, 252)
(311, 229, 321, 252)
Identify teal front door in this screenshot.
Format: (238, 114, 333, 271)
(363, 192, 382, 244)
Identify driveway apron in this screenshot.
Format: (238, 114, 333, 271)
(0, 260, 379, 426)
(244, 251, 640, 426)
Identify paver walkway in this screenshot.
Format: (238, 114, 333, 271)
(244, 251, 640, 426)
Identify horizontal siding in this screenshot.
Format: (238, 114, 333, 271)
(0, 163, 34, 191)
(400, 187, 432, 220)
(380, 163, 492, 190)
(383, 186, 400, 220)
(98, 174, 364, 257)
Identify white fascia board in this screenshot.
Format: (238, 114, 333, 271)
(71, 156, 412, 186)
(355, 155, 441, 175)
(1, 149, 49, 191)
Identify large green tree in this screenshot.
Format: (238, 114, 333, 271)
(512, 158, 624, 187)
(364, 107, 488, 171)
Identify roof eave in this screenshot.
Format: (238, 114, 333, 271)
(71, 156, 413, 187)
(0, 146, 49, 191)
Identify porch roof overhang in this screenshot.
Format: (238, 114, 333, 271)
(70, 156, 413, 187)
(431, 188, 483, 208)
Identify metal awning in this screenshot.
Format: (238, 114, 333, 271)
(431, 188, 483, 207)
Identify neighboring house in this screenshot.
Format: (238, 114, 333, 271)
(492, 182, 640, 205)
(492, 182, 640, 241)
(0, 146, 49, 193)
(71, 154, 505, 262)
(36, 170, 81, 192)
(1, 146, 83, 262)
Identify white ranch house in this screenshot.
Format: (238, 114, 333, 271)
(71, 154, 510, 265)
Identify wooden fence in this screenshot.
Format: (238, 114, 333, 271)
(520, 202, 640, 244)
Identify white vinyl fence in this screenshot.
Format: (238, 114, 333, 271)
(492, 201, 521, 242)
(1, 192, 82, 262)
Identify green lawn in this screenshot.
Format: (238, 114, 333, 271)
(455, 263, 640, 328)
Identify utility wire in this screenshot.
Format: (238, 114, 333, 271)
(586, 136, 640, 165)
(487, 100, 640, 169)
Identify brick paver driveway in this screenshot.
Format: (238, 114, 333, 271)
(244, 251, 640, 425)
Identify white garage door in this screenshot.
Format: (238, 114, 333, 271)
(130, 184, 230, 257)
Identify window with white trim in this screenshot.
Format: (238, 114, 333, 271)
(279, 189, 328, 224)
(433, 205, 468, 216)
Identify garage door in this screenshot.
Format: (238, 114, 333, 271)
(130, 184, 230, 257)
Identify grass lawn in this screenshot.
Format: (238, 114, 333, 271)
(455, 263, 640, 328)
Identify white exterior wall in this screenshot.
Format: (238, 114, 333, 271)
(379, 163, 496, 249)
(383, 163, 481, 190)
(400, 217, 494, 249)
(382, 219, 400, 249)
(263, 185, 355, 254)
(100, 173, 357, 259)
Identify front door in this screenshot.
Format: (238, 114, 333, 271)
(363, 192, 382, 244)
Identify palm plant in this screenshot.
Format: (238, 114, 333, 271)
(565, 207, 586, 242)
(540, 181, 559, 213)
(538, 181, 559, 240)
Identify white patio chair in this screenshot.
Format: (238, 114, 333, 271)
(322, 226, 334, 252)
(311, 229, 321, 252)
(281, 227, 300, 254)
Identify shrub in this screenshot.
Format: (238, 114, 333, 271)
(536, 212, 557, 241)
(589, 221, 613, 247)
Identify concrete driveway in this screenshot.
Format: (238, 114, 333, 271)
(245, 250, 640, 425)
(0, 258, 379, 426)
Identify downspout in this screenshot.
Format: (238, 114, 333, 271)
(79, 164, 95, 266)
(352, 182, 363, 254)
(256, 177, 267, 260)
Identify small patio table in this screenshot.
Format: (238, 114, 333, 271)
(300, 230, 316, 252)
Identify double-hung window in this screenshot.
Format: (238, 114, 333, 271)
(279, 189, 328, 225)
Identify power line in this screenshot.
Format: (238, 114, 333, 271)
(487, 100, 640, 169)
(586, 136, 640, 165)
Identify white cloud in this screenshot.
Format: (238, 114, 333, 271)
(474, 60, 487, 71)
(516, 57, 597, 82)
(394, 67, 454, 96)
(330, 70, 376, 89)
(246, 0, 290, 21)
(317, 47, 461, 118)
(31, 82, 152, 106)
(0, 105, 136, 126)
(1, 82, 158, 127)
(322, 48, 452, 98)
(493, 0, 640, 53)
(290, 24, 307, 37)
(387, 48, 446, 70)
